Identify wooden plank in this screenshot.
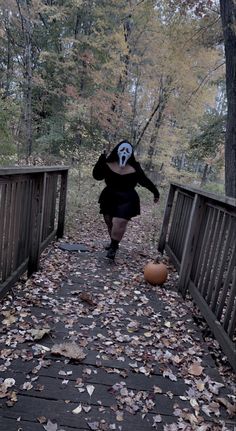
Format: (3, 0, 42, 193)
(50, 174, 58, 232)
(165, 243, 180, 271)
(28, 174, 45, 276)
(216, 240, 236, 322)
(0, 397, 178, 431)
(1, 182, 12, 282)
(228, 282, 236, 339)
(223, 268, 236, 334)
(0, 417, 83, 431)
(197, 207, 217, 295)
(177, 194, 193, 261)
(168, 191, 182, 256)
(210, 216, 235, 313)
(173, 193, 185, 260)
(158, 184, 176, 253)
(202, 209, 222, 303)
(0, 259, 28, 299)
(39, 172, 47, 244)
(189, 204, 207, 280)
(207, 212, 227, 309)
(12, 180, 23, 272)
(189, 280, 236, 372)
(40, 229, 57, 253)
(192, 205, 212, 289)
(169, 181, 236, 208)
(0, 166, 69, 175)
(200, 207, 218, 298)
(22, 179, 32, 262)
(0, 183, 7, 282)
(5, 181, 17, 279)
(178, 194, 204, 297)
(57, 171, 68, 238)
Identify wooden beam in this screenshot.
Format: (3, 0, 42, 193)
(178, 194, 204, 297)
(57, 170, 68, 238)
(158, 184, 176, 253)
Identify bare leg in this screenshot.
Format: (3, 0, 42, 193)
(103, 214, 113, 237)
(111, 217, 129, 242)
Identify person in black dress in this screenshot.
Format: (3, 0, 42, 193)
(92, 140, 160, 260)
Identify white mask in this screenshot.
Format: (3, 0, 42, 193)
(117, 142, 132, 167)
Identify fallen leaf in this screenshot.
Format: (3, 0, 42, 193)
(43, 420, 58, 431)
(79, 292, 96, 306)
(2, 315, 17, 326)
(116, 411, 124, 421)
(87, 422, 99, 430)
(83, 405, 91, 412)
(30, 328, 51, 340)
(37, 416, 47, 424)
(3, 378, 15, 389)
(22, 382, 33, 391)
(163, 370, 177, 381)
(153, 414, 162, 424)
(188, 362, 204, 376)
(86, 384, 95, 397)
(196, 380, 205, 392)
(51, 342, 86, 361)
(217, 397, 236, 415)
(72, 404, 82, 414)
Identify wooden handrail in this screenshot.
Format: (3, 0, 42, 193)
(0, 166, 69, 175)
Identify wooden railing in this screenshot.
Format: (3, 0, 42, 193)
(158, 183, 236, 372)
(0, 166, 69, 299)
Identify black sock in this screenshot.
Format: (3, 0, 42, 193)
(110, 239, 119, 250)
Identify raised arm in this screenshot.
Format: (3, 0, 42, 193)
(136, 163, 160, 200)
(92, 153, 107, 180)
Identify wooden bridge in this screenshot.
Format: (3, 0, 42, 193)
(0, 168, 235, 430)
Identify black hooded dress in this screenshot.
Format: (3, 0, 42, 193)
(92, 150, 160, 220)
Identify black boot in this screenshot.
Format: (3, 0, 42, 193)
(106, 239, 119, 260)
(105, 241, 119, 251)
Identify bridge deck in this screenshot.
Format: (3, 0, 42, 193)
(0, 239, 235, 431)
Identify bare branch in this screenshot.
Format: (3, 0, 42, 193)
(188, 61, 225, 103)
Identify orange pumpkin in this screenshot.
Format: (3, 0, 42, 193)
(144, 262, 168, 286)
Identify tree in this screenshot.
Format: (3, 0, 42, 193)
(220, 0, 236, 198)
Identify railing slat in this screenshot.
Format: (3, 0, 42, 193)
(178, 194, 204, 296)
(223, 268, 236, 333)
(216, 240, 236, 321)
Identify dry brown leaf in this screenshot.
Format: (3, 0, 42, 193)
(188, 362, 204, 376)
(37, 416, 47, 424)
(51, 342, 86, 361)
(30, 328, 51, 340)
(217, 397, 236, 415)
(79, 292, 96, 306)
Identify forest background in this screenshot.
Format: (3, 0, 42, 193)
(0, 0, 235, 214)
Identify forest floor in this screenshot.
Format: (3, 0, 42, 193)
(0, 200, 236, 431)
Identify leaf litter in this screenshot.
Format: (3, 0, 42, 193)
(0, 203, 235, 430)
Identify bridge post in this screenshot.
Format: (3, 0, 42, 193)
(57, 170, 68, 238)
(28, 173, 46, 276)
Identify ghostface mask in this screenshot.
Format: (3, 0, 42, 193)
(117, 142, 133, 167)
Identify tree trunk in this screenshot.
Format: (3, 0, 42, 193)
(220, 0, 236, 198)
(201, 163, 209, 186)
(25, 24, 32, 158)
(145, 86, 167, 171)
(16, 0, 33, 158)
